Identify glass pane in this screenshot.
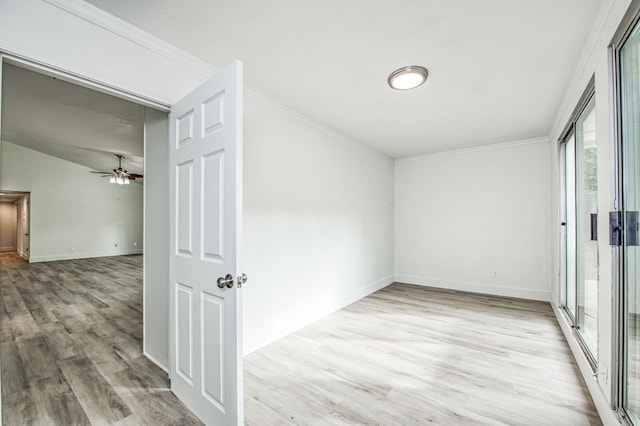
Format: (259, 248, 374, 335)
(621, 20, 640, 423)
(565, 135, 577, 318)
(575, 98, 598, 358)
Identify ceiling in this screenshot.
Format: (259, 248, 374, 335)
(84, 0, 603, 157)
(1, 64, 144, 176)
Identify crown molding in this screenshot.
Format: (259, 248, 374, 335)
(395, 137, 549, 163)
(43, 0, 215, 77)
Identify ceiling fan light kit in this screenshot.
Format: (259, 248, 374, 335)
(91, 154, 141, 185)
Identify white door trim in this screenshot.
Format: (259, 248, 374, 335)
(0, 52, 170, 111)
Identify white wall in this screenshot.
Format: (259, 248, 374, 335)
(135, 82, 396, 367)
(395, 139, 552, 302)
(0, 202, 17, 251)
(0, 141, 143, 262)
(143, 107, 170, 370)
(242, 95, 395, 355)
(547, 1, 630, 424)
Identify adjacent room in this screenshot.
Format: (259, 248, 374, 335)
(1, 0, 639, 425)
(0, 191, 29, 265)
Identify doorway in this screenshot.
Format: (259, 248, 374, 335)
(0, 57, 158, 423)
(0, 191, 29, 263)
(0, 51, 244, 425)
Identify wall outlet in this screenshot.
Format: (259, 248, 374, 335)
(133, 242, 137, 246)
(69, 247, 74, 253)
(491, 269, 499, 278)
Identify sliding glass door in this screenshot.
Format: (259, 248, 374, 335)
(576, 99, 599, 357)
(619, 16, 640, 424)
(561, 93, 599, 363)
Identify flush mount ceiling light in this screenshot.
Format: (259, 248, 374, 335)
(388, 65, 429, 90)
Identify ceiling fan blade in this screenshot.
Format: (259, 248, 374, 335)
(90, 171, 112, 174)
(128, 173, 143, 178)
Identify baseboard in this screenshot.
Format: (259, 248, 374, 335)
(143, 350, 169, 376)
(344, 273, 395, 307)
(0, 247, 17, 252)
(30, 249, 143, 263)
(394, 273, 551, 302)
(551, 304, 621, 426)
(17, 249, 27, 259)
(243, 273, 394, 356)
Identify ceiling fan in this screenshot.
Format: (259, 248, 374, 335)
(91, 154, 143, 185)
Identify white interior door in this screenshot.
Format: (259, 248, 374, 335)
(169, 60, 243, 425)
(23, 195, 29, 260)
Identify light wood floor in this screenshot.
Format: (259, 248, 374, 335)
(244, 284, 602, 425)
(1, 254, 602, 425)
(0, 254, 202, 425)
(0, 251, 27, 266)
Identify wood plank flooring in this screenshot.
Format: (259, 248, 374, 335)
(0, 254, 202, 426)
(244, 284, 602, 426)
(2, 253, 602, 425)
(0, 252, 27, 266)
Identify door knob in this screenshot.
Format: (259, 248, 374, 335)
(237, 273, 248, 288)
(217, 274, 234, 289)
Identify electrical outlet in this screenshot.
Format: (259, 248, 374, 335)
(133, 242, 137, 246)
(491, 269, 499, 278)
(69, 247, 74, 253)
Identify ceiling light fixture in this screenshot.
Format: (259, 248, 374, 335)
(91, 154, 143, 185)
(388, 65, 428, 90)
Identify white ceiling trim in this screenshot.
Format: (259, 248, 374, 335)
(43, 0, 214, 78)
(45, 0, 392, 161)
(2, 53, 170, 111)
(549, 0, 616, 140)
(395, 137, 550, 163)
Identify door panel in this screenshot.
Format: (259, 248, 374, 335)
(575, 98, 598, 357)
(170, 60, 243, 426)
(561, 95, 598, 363)
(176, 282, 194, 383)
(202, 150, 224, 262)
(177, 161, 194, 256)
(201, 291, 225, 409)
(620, 19, 640, 423)
(565, 135, 577, 319)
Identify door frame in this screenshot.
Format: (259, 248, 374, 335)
(609, 0, 640, 421)
(557, 77, 598, 369)
(0, 190, 30, 260)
